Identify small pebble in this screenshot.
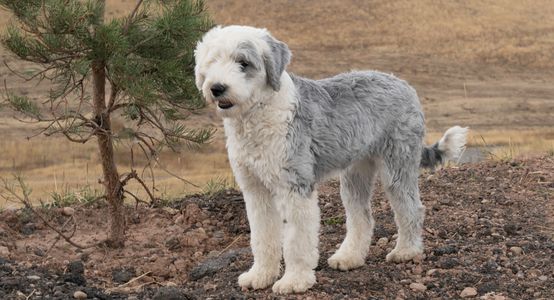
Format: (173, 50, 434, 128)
(538, 275, 548, 281)
(62, 207, 75, 216)
(409, 282, 427, 292)
(377, 237, 389, 248)
(485, 177, 495, 182)
(426, 268, 438, 276)
(509, 246, 523, 255)
(73, 290, 87, 299)
(27, 275, 40, 280)
(460, 287, 478, 298)
(0, 246, 9, 256)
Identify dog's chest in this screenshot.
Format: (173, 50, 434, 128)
(224, 119, 289, 187)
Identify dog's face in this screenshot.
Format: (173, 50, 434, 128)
(194, 26, 291, 118)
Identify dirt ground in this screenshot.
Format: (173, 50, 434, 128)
(0, 156, 552, 299)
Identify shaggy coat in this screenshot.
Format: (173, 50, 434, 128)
(194, 25, 467, 294)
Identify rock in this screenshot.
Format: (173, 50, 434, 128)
(412, 265, 423, 275)
(27, 275, 41, 280)
(162, 207, 179, 215)
(409, 282, 427, 292)
(509, 246, 523, 255)
(152, 287, 192, 300)
(440, 257, 459, 269)
(426, 268, 438, 276)
(21, 223, 36, 235)
(377, 237, 389, 248)
(538, 275, 548, 281)
(503, 223, 519, 235)
(460, 287, 478, 298)
(485, 177, 495, 182)
(189, 248, 248, 281)
(433, 245, 458, 256)
(174, 214, 185, 225)
(480, 260, 499, 274)
(112, 267, 136, 283)
(64, 261, 86, 286)
(183, 203, 206, 224)
(73, 290, 87, 299)
(67, 260, 85, 274)
(165, 237, 182, 251)
(0, 246, 9, 256)
(62, 207, 75, 216)
(33, 247, 45, 257)
(182, 228, 208, 247)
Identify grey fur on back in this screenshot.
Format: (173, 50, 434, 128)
(284, 71, 427, 196)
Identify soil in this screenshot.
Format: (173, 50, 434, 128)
(0, 156, 553, 299)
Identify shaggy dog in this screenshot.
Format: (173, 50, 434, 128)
(194, 25, 468, 294)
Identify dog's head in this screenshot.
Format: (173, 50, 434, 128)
(194, 25, 291, 118)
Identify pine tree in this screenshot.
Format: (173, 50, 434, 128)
(0, 0, 213, 247)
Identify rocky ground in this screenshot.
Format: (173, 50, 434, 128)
(0, 156, 553, 299)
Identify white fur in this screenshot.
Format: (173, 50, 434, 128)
(437, 126, 469, 161)
(196, 26, 317, 293)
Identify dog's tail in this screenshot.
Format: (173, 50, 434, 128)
(420, 126, 469, 169)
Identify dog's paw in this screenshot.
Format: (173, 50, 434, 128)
(386, 246, 423, 263)
(272, 271, 316, 294)
(238, 267, 279, 290)
(327, 250, 365, 271)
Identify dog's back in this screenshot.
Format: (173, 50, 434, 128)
(287, 71, 426, 186)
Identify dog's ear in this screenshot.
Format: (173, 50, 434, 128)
(263, 34, 291, 91)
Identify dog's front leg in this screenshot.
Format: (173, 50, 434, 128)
(236, 170, 282, 290)
(272, 190, 320, 294)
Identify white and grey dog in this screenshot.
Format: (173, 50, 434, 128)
(194, 25, 468, 294)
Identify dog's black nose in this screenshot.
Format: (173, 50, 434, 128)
(210, 83, 227, 97)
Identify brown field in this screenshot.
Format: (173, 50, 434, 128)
(1, 0, 553, 206)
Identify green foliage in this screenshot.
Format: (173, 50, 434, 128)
(202, 176, 234, 197)
(323, 215, 345, 226)
(5, 93, 41, 118)
(46, 186, 103, 208)
(1, 0, 214, 148)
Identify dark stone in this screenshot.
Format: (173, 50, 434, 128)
(112, 267, 136, 284)
(503, 223, 520, 235)
(433, 245, 458, 256)
(64, 260, 86, 286)
(478, 281, 500, 294)
(0, 257, 11, 265)
(439, 257, 459, 269)
(63, 273, 86, 286)
(152, 287, 195, 300)
(21, 223, 36, 235)
(0, 276, 22, 290)
(67, 261, 84, 275)
(480, 260, 499, 274)
(189, 248, 248, 281)
(165, 237, 181, 251)
(34, 247, 45, 257)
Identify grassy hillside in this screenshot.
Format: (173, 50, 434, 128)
(0, 0, 553, 203)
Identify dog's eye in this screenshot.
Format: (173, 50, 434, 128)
(238, 60, 249, 71)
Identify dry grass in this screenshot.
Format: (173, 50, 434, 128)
(1, 0, 553, 206)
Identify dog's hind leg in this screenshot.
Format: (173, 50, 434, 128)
(272, 189, 320, 294)
(328, 157, 378, 271)
(380, 155, 425, 263)
(235, 168, 282, 290)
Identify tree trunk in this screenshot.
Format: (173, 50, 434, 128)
(92, 61, 125, 248)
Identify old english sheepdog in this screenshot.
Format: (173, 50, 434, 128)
(194, 25, 468, 294)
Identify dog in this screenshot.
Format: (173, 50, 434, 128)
(194, 25, 468, 294)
